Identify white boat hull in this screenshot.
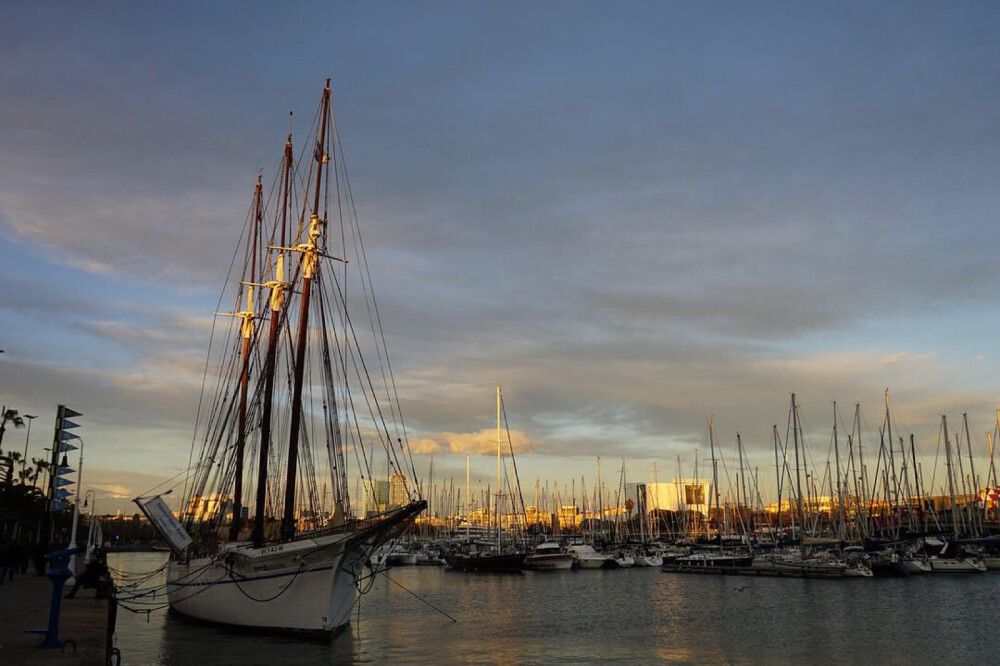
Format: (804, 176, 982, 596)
(386, 552, 417, 566)
(902, 558, 932, 574)
(929, 557, 987, 573)
(980, 555, 1000, 570)
(167, 503, 425, 636)
(524, 553, 575, 571)
(574, 557, 608, 569)
(168, 533, 361, 635)
(753, 557, 873, 578)
(614, 556, 635, 568)
(567, 544, 612, 569)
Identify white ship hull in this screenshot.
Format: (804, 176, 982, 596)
(167, 503, 424, 637)
(168, 534, 359, 635)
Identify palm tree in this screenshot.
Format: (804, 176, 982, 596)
(3, 451, 22, 485)
(0, 407, 26, 452)
(30, 457, 51, 489)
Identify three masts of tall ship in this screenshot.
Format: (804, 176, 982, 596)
(163, 80, 426, 636)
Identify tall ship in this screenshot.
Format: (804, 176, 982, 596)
(138, 79, 425, 638)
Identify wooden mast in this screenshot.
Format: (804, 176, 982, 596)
(251, 131, 293, 547)
(282, 80, 332, 542)
(229, 174, 262, 542)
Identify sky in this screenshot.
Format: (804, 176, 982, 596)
(2, 1, 1000, 516)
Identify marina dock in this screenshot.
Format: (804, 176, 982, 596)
(0, 574, 112, 666)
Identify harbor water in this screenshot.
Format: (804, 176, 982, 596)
(110, 552, 997, 664)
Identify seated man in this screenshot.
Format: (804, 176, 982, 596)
(66, 550, 110, 599)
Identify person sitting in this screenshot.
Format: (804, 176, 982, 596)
(66, 550, 109, 599)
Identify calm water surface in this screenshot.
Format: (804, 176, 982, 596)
(109, 552, 998, 664)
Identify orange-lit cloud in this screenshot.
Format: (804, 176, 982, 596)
(409, 428, 535, 456)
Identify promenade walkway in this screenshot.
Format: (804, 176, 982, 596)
(0, 572, 110, 665)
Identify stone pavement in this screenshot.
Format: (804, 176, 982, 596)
(0, 572, 110, 665)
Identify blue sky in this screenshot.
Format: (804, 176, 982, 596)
(2, 1, 1000, 514)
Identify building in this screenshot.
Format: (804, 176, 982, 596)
(363, 479, 389, 517)
(389, 471, 409, 508)
(182, 494, 230, 522)
(625, 479, 712, 516)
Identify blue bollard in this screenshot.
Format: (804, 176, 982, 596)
(25, 546, 84, 649)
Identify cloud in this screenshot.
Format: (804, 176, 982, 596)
(3, 2, 1000, 508)
(89, 484, 133, 500)
(882, 352, 936, 365)
(409, 428, 534, 456)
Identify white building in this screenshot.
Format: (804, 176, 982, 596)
(627, 479, 712, 516)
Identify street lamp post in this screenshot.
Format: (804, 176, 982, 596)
(67, 437, 85, 583)
(22, 414, 37, 480)
(41, 447, 50, 492)
(83, 490, 97, 559)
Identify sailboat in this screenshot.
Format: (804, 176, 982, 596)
(138, 80, 426, 637)
(445, 387, 526, 573)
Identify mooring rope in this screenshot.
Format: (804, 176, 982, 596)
(378, 571, 457, 623)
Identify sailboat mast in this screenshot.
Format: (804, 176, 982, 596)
(496, 385, 502, 550)
(282, 80, 332, 542)
(791, 394, 806, 534)
(832, 401, 845, 541)
(853, 404, 870, 538)
(230, 174, 262, 542)
(736, 432, 747, 521)
(942, 415, 959, 538)
(708, 417, 719, 540)
(772, 425, 782, 535)
(962, 413, 981, 536)
(596, 457, 603, 541)
(910, 434, 925, 532)
(252, 132, 293, 547)
(465, 452, 470, 540)
(885, 389, 911, 538)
